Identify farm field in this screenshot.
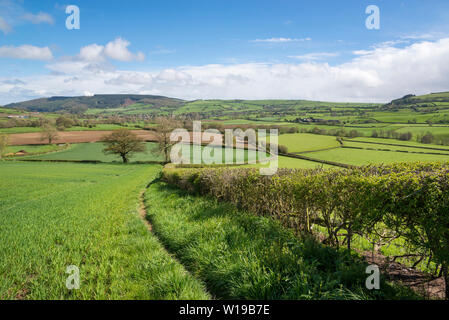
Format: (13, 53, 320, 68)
(0, 162, 209, 299)
(342, 141, 449, 155)
(7, 130, 156, 146)
(248, 155, 336, 169)
(277, 133, 340, 153)
(26, 142, 163, 163)
(0, 124, 138, 134)
(5, 144, 63, 156)
(307, 148, 449, 166)
(347, 137, 449, 150)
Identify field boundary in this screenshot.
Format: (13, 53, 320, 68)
(279, 152, 355, 169)
(343, 138, 449, 152)
(341, 145, 449, 156)
(293, 146, 342, 155)
(3, 158, 165, 165)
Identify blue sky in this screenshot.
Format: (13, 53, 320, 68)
(1, 0, 449, 104)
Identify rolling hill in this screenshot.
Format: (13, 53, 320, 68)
(5, 94, 184, 114)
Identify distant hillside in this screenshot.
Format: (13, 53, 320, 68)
(5, 94, 184, 114)
(386, 92, 449, 107)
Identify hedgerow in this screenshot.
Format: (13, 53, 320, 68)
(162, 162, 449, 299)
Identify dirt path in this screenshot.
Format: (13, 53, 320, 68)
(138, 190, 153, 232)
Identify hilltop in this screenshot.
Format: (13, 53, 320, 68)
(4, 94, 184, 114)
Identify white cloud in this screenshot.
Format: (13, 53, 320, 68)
(2, 38, 449, 104)
(252, 37, 311, 43)
(104, 38, 145, 62)
(0, 16, 11, 34)
(0, 1, 54, 33)
(79, 44, 106, 62)
(0, 45, 53, 60)
(45, 38, 145, 75)
(22, 12, 54, 24)
(289, 52, 339, 61)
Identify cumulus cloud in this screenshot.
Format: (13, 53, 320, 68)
(45, 38, 145, 75)
(22, 12, 54, 24)
(252, 37, 311, 43)
(0, 45, 53, 60)
(2, 38, 449, 105)
(104, 38, 145, 62)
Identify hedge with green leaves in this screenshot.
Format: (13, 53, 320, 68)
(162, 162, 449, 299)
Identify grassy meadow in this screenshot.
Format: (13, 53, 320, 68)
(26, 142, 163, 163)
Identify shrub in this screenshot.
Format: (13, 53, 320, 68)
(162, 162, 449, 299)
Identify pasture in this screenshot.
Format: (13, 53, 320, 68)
(26, 142, 163, 163)
(307, 147, 449, 166)
(277, 133, 340, 153)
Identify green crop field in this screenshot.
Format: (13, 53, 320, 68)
(247, 155, 336, 169)
(342, 141, 449, 155)
(26, 142, 163, 163)
(5, 144, 63, 155)
(0, 127, 43, 134)
(0, 162, 209, 299)
(347, 137, 449, 150)
(277, 133, 340, 153)
(307, 148, 449, 166)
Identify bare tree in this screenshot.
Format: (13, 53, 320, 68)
(152, 117, 181, 163)
(102, 129, 146, 163)
(0, 134, 9, 160)
(40, 124, 59, 145)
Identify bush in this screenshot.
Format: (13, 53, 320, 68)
(162, 163, 449, 299)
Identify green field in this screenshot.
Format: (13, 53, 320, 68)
(0, 127, 43, 134)
(26, 142, 163, 163)
(307, 148, 449, 166)
(347, 137, 449, 150)
(246, 155, 335, 169)
(0, 124, 137, 134)
(5, 144, 63, 155)
(277, 133, 340, 153)
(0, 162, 209, 299)
(342, 141, 449, 155)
